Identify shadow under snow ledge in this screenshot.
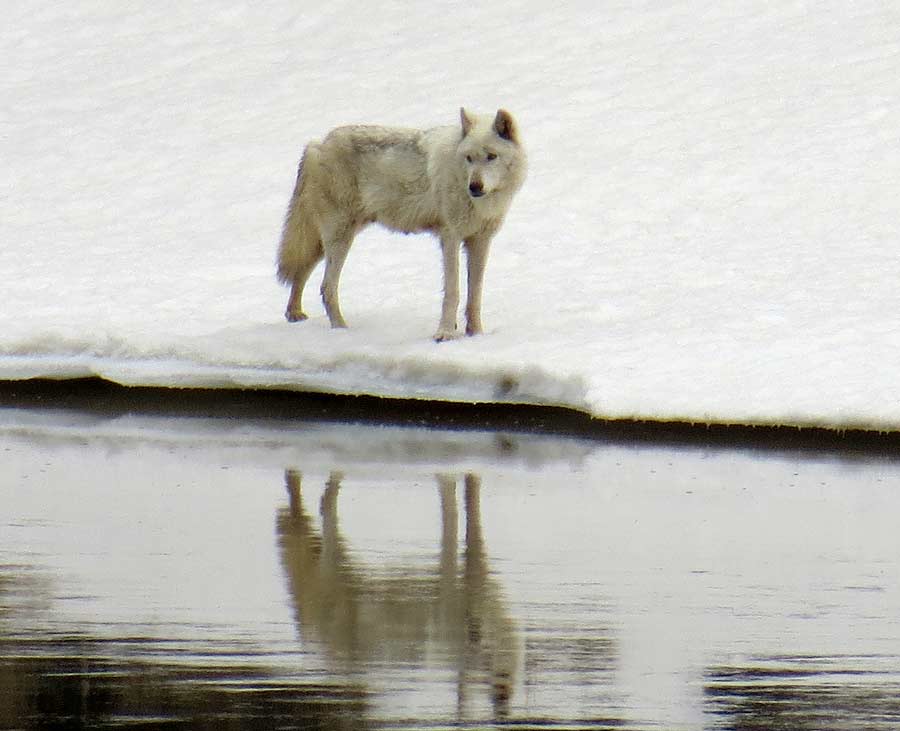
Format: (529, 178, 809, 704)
(0, 350, 589, 412)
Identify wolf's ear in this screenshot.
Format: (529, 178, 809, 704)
(460, 107, 475, 137)
(494, 109, 519, 143)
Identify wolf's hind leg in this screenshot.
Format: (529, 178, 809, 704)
(320, 228, 355, 329)
(284, 248, 323, 322)
(285, 284, 307, 322)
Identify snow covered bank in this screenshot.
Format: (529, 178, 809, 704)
(0, 320, 587, 410)
(3, 3, 900, 430)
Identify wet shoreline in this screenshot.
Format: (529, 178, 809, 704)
(1, 376, 899, 456)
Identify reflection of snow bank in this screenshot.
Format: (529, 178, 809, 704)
(3, 4, 900, 429)
(0, 405, 596, 472)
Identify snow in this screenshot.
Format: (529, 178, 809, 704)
(3, 2, 900, 429)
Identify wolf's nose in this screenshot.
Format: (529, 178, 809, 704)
(468, 181, 485, 197)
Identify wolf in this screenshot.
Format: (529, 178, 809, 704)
(276, 108, 527, 341)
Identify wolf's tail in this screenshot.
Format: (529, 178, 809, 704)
(276, 144, 323, 284)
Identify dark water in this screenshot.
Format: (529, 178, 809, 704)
(2, 408, 900, 729)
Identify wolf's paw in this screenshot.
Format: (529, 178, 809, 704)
(285, 309, 308, 323)
(433, 326, 460, 343)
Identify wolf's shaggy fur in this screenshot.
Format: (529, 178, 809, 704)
(276, 108, 527, 341)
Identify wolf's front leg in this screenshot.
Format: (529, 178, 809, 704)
(435, 236, 461, 342)
(464, 236, 491, 336)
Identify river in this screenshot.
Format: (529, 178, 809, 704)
(2, 405, 899, 729)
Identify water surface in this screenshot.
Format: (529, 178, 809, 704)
(2, 408, 899, 729)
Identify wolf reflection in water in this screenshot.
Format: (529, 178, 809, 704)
(277, 470, 519, 718)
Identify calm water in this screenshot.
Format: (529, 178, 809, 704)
(2, 407, 900, 729)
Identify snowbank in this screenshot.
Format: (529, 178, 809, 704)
(3, 2, 900, 429)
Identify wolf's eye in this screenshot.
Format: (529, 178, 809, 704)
(466, 155, 473, 163)
(486, 152, 497, 161)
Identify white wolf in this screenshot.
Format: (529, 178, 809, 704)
(276, 108, 527, 341)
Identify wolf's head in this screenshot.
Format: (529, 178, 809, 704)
(458, 108, 527, 201)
